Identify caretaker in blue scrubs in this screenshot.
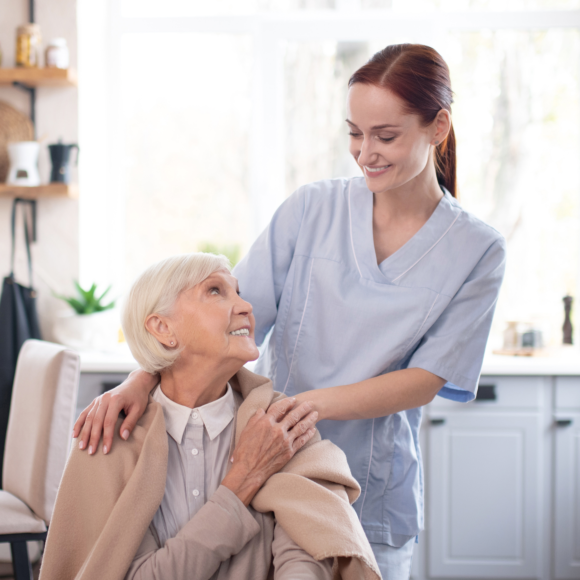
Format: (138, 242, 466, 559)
(74, 44, 506, 579)
(233, 45, 506, 577)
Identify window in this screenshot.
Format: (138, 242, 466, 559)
(120, 33, 253, 285)
(78, 1, 580, 348)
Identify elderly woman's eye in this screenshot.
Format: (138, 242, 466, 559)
(210, 287, 220, 295)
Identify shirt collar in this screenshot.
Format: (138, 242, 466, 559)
(152, 383, 235, 444)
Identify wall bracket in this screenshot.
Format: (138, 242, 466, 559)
(12, 82, 36, 136)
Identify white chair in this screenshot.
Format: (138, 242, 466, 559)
(0, 340, 80, 580)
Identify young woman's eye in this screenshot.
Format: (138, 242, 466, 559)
(348, 131, 362, 138)
(379, 136, 395, 143)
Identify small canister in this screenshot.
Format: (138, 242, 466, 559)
(16, 24, 42, 68)
(45, 38, 69, 69)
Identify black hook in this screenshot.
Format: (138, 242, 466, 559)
(12, 83, 36, 137)
(14, 198, 37, 243)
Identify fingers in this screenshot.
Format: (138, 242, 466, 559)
(288, 410, 318, 440)
(292, 427, 316, 452)
(266, 397, 296, 422)
(279, 401, 314, 431)
(84, 396, 109, 455)
(77, 399, 98, 452)
(100, 395, 127, 454)
(87, 392, 123, 455)
(115, 402, 145, 448)
(72, 405, 91, 439)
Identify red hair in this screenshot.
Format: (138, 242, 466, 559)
(349, 44, 457, 197)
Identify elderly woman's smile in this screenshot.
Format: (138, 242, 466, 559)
(145, 269, 260, 380)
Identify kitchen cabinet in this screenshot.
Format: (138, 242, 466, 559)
(411, 375, 580, 580)
(553, 378, 580, 580)
(426, 377, 546, 579)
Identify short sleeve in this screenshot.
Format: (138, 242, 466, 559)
(233, 188, 306, 345)
(407, 236, 507, 403)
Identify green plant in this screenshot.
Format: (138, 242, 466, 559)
(198, 242, 242, 267)
(55, 281, 115, 315)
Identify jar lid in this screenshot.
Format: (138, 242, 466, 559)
(17, 24, 41, 34)
(48, 38, 67, 47)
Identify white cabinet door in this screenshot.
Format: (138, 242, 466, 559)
(427, 412, 543, 578)
(553, 376, 580, 579)
(553, 413, 580, 579)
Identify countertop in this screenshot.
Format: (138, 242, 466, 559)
(79, 345, 580, 376)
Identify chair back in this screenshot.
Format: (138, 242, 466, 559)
(2, 339, 80, 524)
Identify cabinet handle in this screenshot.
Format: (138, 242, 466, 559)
(475, 384, 496, 401)
(555, 419, 573, 427)
(430, 418, 446, 426)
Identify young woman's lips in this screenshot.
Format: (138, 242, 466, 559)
(364, 165, 391, 178)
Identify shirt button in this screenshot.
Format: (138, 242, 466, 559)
(191, 448, 199, 456)
(192, 489, 200, 497)
(192, 412, 199, 419)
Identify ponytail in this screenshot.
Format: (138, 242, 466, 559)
(435, 124, 457, 197)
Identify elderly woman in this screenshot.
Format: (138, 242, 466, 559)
(40, 253, 380, 580)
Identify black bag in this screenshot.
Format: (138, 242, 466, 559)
(0, 199, 42, 486)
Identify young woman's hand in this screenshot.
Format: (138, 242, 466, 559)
(72, 369, 158, 455)
(222, 398, 318, 506)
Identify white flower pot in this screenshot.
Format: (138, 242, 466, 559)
(53, 308, 120, 351)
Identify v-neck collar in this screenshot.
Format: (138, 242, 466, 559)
(347, 177, 462, 284)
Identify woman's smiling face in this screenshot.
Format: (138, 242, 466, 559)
(346, 83, 438, 194)
(148, 269, 260, 370)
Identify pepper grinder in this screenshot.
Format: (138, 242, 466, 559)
(563, 295, 573, 345)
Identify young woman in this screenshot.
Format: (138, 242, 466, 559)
(74, 44, 506, 579)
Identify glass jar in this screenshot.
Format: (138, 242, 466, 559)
(45, 38, 69, 69)
(16, 24, 41, 68)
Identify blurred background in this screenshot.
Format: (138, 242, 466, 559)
(1, 2, 580, 578)
(76, 0, 580, 352)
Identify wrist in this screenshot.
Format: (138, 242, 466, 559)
(132, 369, 158, 393)
(222, 465, 264, 506)
(295, 389, 329, 421)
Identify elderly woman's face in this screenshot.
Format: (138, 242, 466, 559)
(164, 269, 259, 367)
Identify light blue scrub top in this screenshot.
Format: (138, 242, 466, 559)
(233, 176, 506, 547)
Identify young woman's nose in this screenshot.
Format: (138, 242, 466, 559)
(356, 135, 379, 167)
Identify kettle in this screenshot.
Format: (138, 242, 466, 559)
(48, 140, 79, 184)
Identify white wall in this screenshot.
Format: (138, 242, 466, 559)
(0, 0, 79, 340)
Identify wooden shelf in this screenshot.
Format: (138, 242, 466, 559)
(0, 68, 77, 87)
(0, 183, 78, 199)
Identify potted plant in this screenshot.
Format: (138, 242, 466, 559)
(198, 242, 241, 266)
(52, 282, 119, 351)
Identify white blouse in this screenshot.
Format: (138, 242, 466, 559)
(151, 383, 235, 546)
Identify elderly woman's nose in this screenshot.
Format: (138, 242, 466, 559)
(234, 294, 253, 314)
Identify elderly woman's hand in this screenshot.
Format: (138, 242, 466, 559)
(222, 397, 318, 506)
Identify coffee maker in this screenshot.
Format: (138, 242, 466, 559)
(48, 140, 79, 184)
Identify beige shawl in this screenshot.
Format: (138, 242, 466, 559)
(40, 368, 380, 580)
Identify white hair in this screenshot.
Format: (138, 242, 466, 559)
(122, 252, 231, 374)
